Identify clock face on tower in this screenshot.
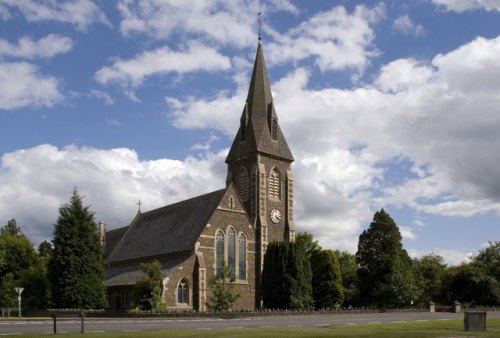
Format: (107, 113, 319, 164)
(270, 208, 281, 224)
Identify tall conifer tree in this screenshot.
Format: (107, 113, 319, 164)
(49, 189, 107, 309)
(356, 208, 418, 308)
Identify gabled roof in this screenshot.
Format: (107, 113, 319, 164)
(107, 188, 227, 263)
(104, 226, 129, 259)
(226, 41, 294, 163)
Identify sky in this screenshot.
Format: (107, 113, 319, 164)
(1, 0, 500, 266)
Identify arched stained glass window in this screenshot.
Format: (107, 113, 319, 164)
(227, 228, 236, 277)
(238, 233, 247, 280)
(177, 278, 189, 304)
(215, 230, 224, 278)
(269, 168, 281, 200)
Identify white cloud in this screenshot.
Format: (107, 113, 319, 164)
(431, 0, 500, 12)
(95, 42, 231, 88)
(89, 89, 114, 105)
(0, 0, 110, 31)
(408, 248, 473, 266)
(393, 14, 424, 37)
(0, 144, 227, 246)
(265, 3, 385, 72)
(0, 34, 73, 59)
(164, 34, 500, 252)
(0, 62, 64, 110)
(117, 0, 298, 47)
(400, 226, 418, 240)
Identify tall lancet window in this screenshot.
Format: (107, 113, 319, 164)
(227, 228, 236, 277)
(238, 167, 249, 201)
(271, 118, 278, 141)
(215, 230, 224, 277)
(238, 233, 247, 280)
(269, 168, 281, 200)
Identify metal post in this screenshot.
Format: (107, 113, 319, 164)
(14, 287, 24, 318)
(52, 314, 57, 334)
(80, 312, 85, 333)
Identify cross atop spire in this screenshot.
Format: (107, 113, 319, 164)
(258, 11, 262, 41)
(137, 200, 142, 213)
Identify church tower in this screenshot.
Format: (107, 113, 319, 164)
(226, 41, 295, 279)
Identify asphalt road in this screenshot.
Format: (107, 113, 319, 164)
(1, 311, 498, 335)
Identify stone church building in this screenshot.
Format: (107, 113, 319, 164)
(103, 41, 295, 311)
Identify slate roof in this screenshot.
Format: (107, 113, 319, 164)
(104, 255, 187, 286)
(226, 41, 294, 163)
(107, 188, 227, 263)
(104, 225, 129, 259)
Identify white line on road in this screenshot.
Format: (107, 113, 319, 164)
(392, 320, 406, 323)
(258, 325, 273, 328)
(0, 334, 22, 336)
(87, 331, 105, 333)
(416, 319, 429, 322)
(287, 324, 302, 327)
(123, 330, 140, 332)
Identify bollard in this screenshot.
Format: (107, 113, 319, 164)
(52, 314, 57, 334)
(80, 312, 85, 334)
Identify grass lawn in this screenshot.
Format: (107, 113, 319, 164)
(12, 318, 500, 338)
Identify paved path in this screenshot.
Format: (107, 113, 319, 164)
(1, 311, 498, 335)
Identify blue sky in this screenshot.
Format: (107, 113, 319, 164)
(1, 0, 500, 265)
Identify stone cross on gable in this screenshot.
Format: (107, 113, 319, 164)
(137, 200, 142, 212)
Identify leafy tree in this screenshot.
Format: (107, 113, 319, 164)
(441, 263, 499, 306)
(335, 250, 360, 306)
(472, 241, 500, 282)
(0, 222, 38, 279)
(413, 253, 446, 305)
(18, 257, 51, 310)
(296, 232, 321, 257)
(261, 241, 312, 309)
(356, 209, 419, 308)
(38, 240, 53, 258)
(207, 262, 239, 312)
(133, 260, 166, 311)
(310, 249, 344, 309)
(0, 273, 17, 310)
(49, 189, 107, 309)
(1, 219, 21, 236)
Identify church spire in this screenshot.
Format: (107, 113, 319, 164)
(226, 41, 293, 164)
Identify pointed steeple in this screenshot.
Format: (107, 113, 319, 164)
(226, 42, 294, 164)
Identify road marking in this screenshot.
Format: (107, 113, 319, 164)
(87, 331, 105, 333)
(416, 319, 428, 322)
(315, 324, 329, 327)
(258, 325, 273, 328)
(123, 330, 140, 332)
(438, 319, 451, 321)
(392, 320, 406, 323)
(344, 323, 357, 325)
(227, 327, 244, 329)
(0, 334, 22, 336)
(287, 324, 302, 327)
(368, 322, 381, 324)
(196, 328, 212, 330)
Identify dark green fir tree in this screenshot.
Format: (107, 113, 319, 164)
(49, 189, 107, 309)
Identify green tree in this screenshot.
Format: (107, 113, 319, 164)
(0, 222, 38, 279)
(356, 209, 419, 308)
(207, 262, 239, 312)
(441, 263, 499, 306)
(0, 273, 17, 310)
(132, 260, 165, 311)
(38, 240, 53, 258)
(335, 250, 360, 306)
(413, 253, 446, 305)
(261, 241, 312, 309)
(472, 241, 500, 282)
(310, 249, 344, 309)
(296, 232, 321, 257)
(49, 189, 107, 309)
(1, 219, 21, 236)
(18, 257, 51, 310)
